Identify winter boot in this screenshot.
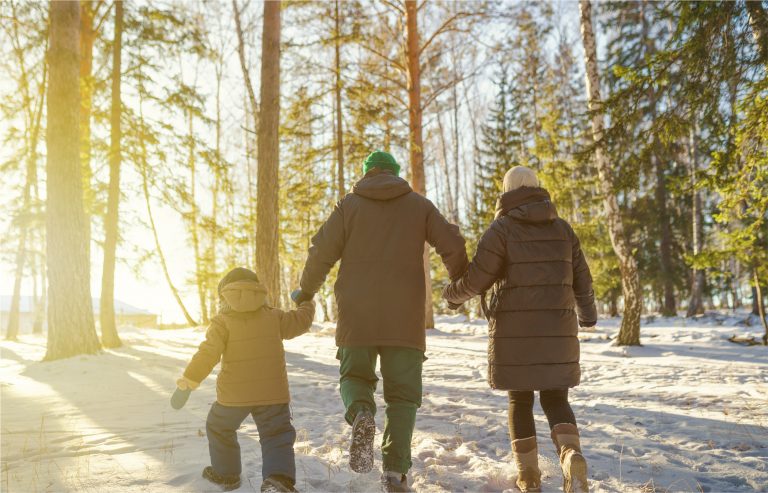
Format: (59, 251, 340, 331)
(380, 471, 410, 492)
(511, 436, 542, 492)
(260, 474, 298, 492)
(202, 466, 241, 491)
(349, 409, 376, 473)
(551, 423, 589, 493)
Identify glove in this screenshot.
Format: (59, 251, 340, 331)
(291, 289, 314, 304)
(171, 387, 191, 410)
(447, 301, 463, 311)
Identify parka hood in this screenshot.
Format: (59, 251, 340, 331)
(352, 168, 412, 201)
(220, 279, 267, 313)
(495, 186, 558, 223)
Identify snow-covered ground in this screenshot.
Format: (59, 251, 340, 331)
(1, 315, 767, 492)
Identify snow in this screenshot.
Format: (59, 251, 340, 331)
(2, 315, 767, 492)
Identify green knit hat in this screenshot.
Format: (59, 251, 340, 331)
(363, 150, 401, 176)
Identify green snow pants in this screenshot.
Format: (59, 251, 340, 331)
(336, 346, 424, 474)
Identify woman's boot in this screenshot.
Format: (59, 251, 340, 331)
(511, 436, 541, 492)
(551, 423, 589, 493)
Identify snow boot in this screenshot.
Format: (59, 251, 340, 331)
(511, 436, 542, 492)
(349, 409, 376, 473)
(551, 423, 589, 493)
(260, 475, 298, 492)
(202, 466, 241, 491)
(380, 471, 410, 492)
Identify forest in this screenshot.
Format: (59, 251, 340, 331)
(1, 0, 767, 360)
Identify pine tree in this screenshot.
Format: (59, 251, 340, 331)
(580, 0, 643, 345)
(45, 0, 101, 360)
(256, 0, 282, 306)
(475, 65, 521, 238)
(99, 0, 124, 348)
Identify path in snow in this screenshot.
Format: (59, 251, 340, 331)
(1, 315, 767, 492)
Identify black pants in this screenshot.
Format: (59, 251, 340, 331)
(508, 390, 576, 440)
(206, 402, 296, 481)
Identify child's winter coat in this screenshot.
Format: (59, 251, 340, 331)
(183, 279, 315, 407)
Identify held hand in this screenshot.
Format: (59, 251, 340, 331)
(291, 289, 314, 304)
(447, 301, 463, 311)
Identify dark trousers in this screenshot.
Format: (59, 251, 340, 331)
(337, 346, 424, 474)
(206, 401, 296, 481)
(507, 389, 576, 440)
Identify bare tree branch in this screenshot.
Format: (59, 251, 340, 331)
(232, 0, 259, 120)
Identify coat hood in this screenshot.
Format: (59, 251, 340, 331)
(352, 168, 412, 201)
(220, 279, 267, 313)
(494, 186, 558, 223)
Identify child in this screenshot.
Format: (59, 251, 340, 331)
(176, 267, 315, 492)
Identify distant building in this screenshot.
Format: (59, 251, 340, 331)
(0, 296, 158, 334)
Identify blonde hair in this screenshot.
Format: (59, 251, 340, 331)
(502, 166, 539, 192)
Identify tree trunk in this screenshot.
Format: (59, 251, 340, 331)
(187, 107, 208, 324)
(79, 1, 96, 262)
(334, 0, 345, 202)
(579, 0, 643, 345)
(256, 0, 282, 306)
(6, 2, 48, 340)
(209, 61, 224, 318)
(746, 1, 768, 68)
(640, 0, 675, 316)
(6, 224, 28, 341)
(753, 269, 768, 345)
(405, 0, 434, 329)
(138, 88, 198, 327)
(6, 60, 46, 341)
(436, 111, 457, 223)
(233, 0, 259, 123)
(686, 123, 705, 317)
(33, 254, 46, 335)
(45, 0, 101, 360)
(99, 0, 123, 348)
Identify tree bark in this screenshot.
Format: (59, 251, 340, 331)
(746, 1, 768, 68)
(753, 269, 768, 345)
(45, 0, 101, 360)
(5, 31, 46, 341)
(579, 0, 643, 345)
(99, 0, 123, 348)
(233, 0, 259, 124)
(405, 0, 434, 328)
(79, 1, 96, 262)
(686, 123, 705, 317)
(256, 0, 282, 306)
(188, 107, 209, 324)
(334, 0, 346, 202)
(137, 85, 198, 327)
(209, 60, 224, 318)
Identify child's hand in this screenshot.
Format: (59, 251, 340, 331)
(176, 376, 200, 391)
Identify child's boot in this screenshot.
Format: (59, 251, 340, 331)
(260, 474, 298, 492)
(349, 409, 375, 473)
(511, 436, 541, 492)
(202, 466, 241, 491)
(380, 470, 410, 492)
(551, 423, 589, 493)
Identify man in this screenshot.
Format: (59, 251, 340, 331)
(292, 151, 467, 492)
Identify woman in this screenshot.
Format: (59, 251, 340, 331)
(443, 166, 596, 493)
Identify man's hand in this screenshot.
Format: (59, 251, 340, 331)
(291, 289, 314, 305)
